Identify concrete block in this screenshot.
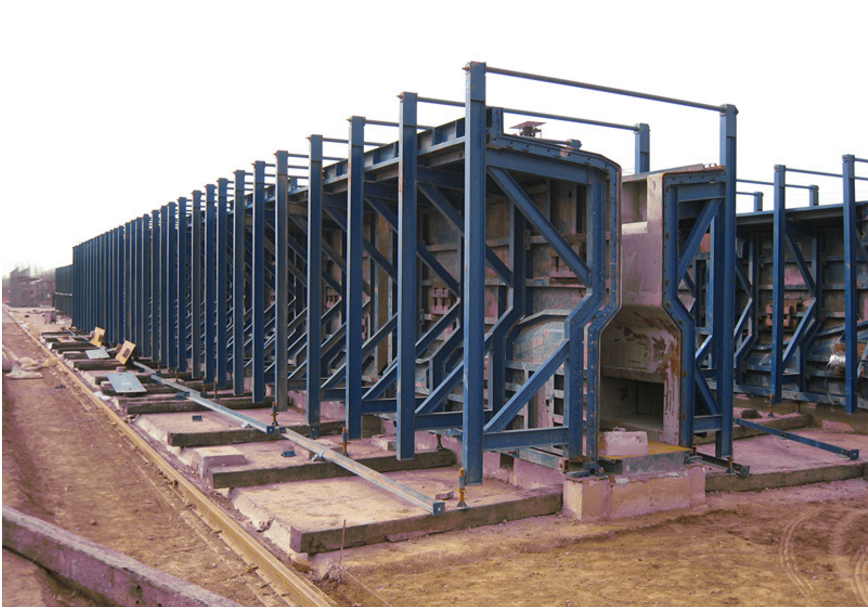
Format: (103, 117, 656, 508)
(601, 430, 649, 456)
(609, 473, 691, 519)
(190, 446, 246, 477)
(2, 505, 243, 607)
(562, 477, 610, 522)
(688, 464, 706, 506)
(512, 457, 565, 490)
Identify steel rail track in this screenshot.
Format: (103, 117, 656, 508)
(4, 307, 337, 607)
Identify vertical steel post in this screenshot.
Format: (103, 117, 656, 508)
(809, 185, 819, 208)
(843, 154, 858, 414)
(125, 222, 132, 342)
(274, 151, 289, 412)
(71, 245, 78, 327)
(191, 191, 203, 379)
(346, 117, 366, 439)
(252, 161, 266, 403)
(151, 210, 161, 365)
(397, 98, 418, 458)
(634, 123, 650, 173)
(166, 202, 178, 370)
(205, 184, 217, 386)
(716, 104, 737, 457)
(464, 62, 487, 484)
(307, 135, 324, 435)
(108, 229, 115, 343)
(177, 197, 188, 374)
(753, 192, 763, 213)
(141, 215, 151, 359)
(771, 165, 786, 409)
(217, 178, 229, 389)
(233, 171, 246, 395)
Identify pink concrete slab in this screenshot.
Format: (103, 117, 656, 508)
(230, 467, 562, 555)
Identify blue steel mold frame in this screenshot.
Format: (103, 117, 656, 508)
(731, 156, 868, 413)
(68, 61, 748, 483)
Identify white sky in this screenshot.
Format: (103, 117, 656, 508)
(2, 0, 866, 275)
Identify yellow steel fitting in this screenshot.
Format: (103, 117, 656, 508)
(457, 467, 468, 509)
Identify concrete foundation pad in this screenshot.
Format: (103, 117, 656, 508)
(563, 464, 705, 522)
(120, 395, 279, 416)
(694, 412, 814, 445)
(230, 468, 562, 555)
(134, 408, 350, 448)
(206, 438, 455, 488)
(2, 505, 243, 607)
(703, 430, 868, 492)
(189, 446, 247, 477)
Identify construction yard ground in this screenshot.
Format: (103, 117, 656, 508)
(3, 310, 868, 607)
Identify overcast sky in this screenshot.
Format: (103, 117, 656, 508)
(2, 1, 866, 275)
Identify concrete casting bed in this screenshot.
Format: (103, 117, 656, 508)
(230, 467, 562, 555)
(703, 428, 868, 492)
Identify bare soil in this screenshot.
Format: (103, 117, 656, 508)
(2, 313, 286, 607)
(319, 481, 868, 607)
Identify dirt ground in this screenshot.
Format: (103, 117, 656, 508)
(3, 310, 868, 607)
(1, 312, 287, 607)
(317, 479, 868, 607)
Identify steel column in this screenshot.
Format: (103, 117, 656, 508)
(217, 179, 229, 389)
(141, 215, 151, 358)
(307, 135, 324, 435)
(177, 196, 188, 374)
(252, 161, 266, 403)
(205, 185, 217, 386)
(771, 165, 786, 408)
(634, 122, 650, 173)
(233, 171, 246, 395)
(397, 97, 418, 458)
(151, 210, 161, 365)
(716, 104, 737, 457)
(346, 118, 366, 439)
(463, 62, 487, 484)
(843, 154, 859, 414)
(191, 191, 202, 379)
(274, 152, 289, 412)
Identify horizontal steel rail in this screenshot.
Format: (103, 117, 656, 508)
(133, 363, 446, 516)
(735, 418, 860, 460)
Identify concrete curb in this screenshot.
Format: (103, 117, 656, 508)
(2, 505, 244, 607)
(706, 462, 868, 493)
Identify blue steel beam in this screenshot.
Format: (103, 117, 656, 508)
(233, 171, 246, 395)
(635, 123, 650, 173)
(770, 165, 786, 408)
(177, 197, 188, 374)
(191, 191, 202, 379)
(716, 104, 737, 458)
(307, 135, 324, 436)
(346, 117, 366, 439)
(463, 61, 486, 484)
(397, 96, 418, 459)
(151, 210, 161, 365)
(166, 202, 177, 370)
(252, 161, 266, 403)
(274, 151, 290, 412)
(735, 419, 859, 460)
(204, 185, 217, 385)
(141, 215, 151, 358)
(843, 154, 859, 414)
(216, 179, 229, 389)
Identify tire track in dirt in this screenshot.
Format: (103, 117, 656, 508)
(852, 544, 868, 606)
(779, 506, 823, 606)
(827, 507, 868, 607)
